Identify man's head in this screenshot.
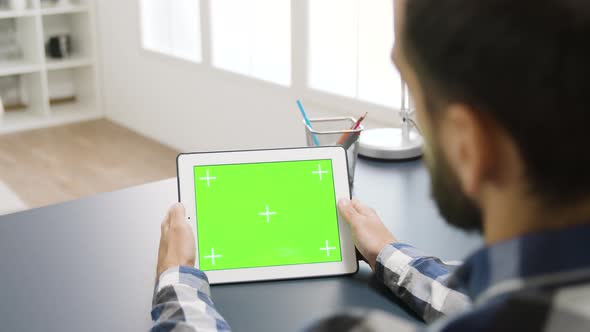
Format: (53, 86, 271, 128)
(392, 0, 590, 237)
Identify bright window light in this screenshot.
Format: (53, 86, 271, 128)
(210, 0, 291, 86)
(308, 0, 401, 108)
(140, 0, 202, 63)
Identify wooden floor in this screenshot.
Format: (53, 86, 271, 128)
(0, 119, 179, 209)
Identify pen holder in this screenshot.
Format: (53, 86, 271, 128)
(303, 117, 364, 188)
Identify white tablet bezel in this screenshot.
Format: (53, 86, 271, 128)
(177, 146, 358, 284)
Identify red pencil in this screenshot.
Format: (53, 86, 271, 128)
(336, 112, 368, 145)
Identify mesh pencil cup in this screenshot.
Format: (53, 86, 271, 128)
(303, 117, 364, 188)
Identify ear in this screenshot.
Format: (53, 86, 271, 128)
(438, 104, 495, 198)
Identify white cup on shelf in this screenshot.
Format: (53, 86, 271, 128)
(9, 0, 27, 11)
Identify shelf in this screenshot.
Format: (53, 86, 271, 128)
(1, 109, 47, 133)
(0, 9, 38, 19)
(0, 0, 101, 134)
(0, 104, 101, 134)
(49, 102, 101, 123)
(0, 60, 42, 76)
(41, 5, 89, 16)
(46, 56, 93, 71)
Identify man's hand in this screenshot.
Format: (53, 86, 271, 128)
(156, 203, 196, 277)
(338, 198, 397, 271)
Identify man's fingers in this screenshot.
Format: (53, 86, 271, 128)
(168, 203, 186, 229)
(351, 198, 375, 216)
(161, 210, 170, 234)
(169, 203, 185, 222)
(338, 198, 361, 223)
(355, 248, 368, 263)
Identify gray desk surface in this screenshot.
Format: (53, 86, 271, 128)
(0, 158, 481, 332)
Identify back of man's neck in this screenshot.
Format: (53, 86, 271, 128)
(483, 195, 590, 245)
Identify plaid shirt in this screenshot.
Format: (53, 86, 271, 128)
(151, 224, 590, 331)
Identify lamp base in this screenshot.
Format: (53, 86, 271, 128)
(358, 127, 423, 160)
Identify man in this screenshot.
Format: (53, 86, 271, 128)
(151, 0, 590, 331)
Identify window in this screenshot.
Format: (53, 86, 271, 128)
(138, 0, 402, 113)
(210, 0, 291, 86)
(140, 0, 202, 63)
(308, 0, 401, 108)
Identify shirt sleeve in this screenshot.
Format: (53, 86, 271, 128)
(375, 243, 472, 323)
(150, 266, 231, 332)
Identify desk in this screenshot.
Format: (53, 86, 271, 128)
(0, 158, 481, 332)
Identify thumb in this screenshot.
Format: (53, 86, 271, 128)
(338, 198, 360, 225)
(169, 203, 186, 226)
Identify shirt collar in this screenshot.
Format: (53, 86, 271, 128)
(452, 223, 590, 301)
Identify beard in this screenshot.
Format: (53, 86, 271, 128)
(427, 142, 484, 233)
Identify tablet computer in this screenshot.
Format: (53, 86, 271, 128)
(177, 146, 358, 284)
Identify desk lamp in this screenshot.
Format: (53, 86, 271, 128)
(358, 83, 423, 160)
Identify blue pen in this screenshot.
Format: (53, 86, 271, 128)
(297, 100, 320, 146)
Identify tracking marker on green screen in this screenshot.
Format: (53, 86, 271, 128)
(194, 160, 342, 271)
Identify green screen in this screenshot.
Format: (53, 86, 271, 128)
(194, 159, 342, 271)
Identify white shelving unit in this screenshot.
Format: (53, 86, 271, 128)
(0, 0, 101, 134)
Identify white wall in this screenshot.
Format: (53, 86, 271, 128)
(95, 0, 395, 152)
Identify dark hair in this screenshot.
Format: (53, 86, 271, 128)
(403, 0, 590, 203)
